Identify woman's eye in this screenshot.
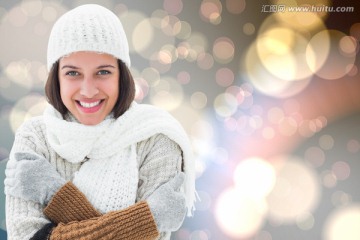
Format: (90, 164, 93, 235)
(65, 71, 79, 76)
(97, 70, 111, 75)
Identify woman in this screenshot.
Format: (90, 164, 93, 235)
(4, 4, 196, 240)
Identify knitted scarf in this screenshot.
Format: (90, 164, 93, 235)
(43, 102, 196, 216)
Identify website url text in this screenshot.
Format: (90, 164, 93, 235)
(261, 5, 355, 13)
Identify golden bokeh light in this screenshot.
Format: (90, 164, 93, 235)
(9, 94, 47, 133)
(269, 0, 330, 31)
(311, 30, 357, 80)
(242, 41, 311, 98)
(132, 18, 154, 53)
(149, 76, 183, 110)
(256, 27, 314, 81)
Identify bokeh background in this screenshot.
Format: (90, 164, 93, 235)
(0, 0, 359, 239)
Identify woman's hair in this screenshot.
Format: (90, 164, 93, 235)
(45, 59, 135, 119)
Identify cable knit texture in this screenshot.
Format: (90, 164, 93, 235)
(47, 4, 130, 70)
(5, 102, 195, 240)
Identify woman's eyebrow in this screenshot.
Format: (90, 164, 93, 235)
(60, 65, 116, 69)
(97, 64, 116, 69)
(61, 65, 79, 70)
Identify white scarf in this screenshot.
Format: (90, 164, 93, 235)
(44, 102, 196, 216)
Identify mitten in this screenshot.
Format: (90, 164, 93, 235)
(147, 172, 186, 232)
(4, 152, 66, 205)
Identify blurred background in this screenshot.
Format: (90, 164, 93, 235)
(0, 0, 359, 239)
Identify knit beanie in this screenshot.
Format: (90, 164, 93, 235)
(47, 4, 130, 71)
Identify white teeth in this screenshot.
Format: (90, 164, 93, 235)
(79, 100, 101, 108)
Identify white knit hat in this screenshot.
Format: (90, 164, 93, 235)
(47, 4, 130, 70)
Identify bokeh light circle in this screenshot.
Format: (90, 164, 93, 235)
(215, 187, 267, 239)
(132, 18, 154, 53)
(213, 37, 234, 64)
(213, 93, 238, 118)
(309, 30, 357, 80)
(199, 0, 222, 24)
(266, 156, 321, 223)
(264, 0, 329, 33)
(256, 27, 315, 81)
(233, 157, 276, 199)
(323, 204, 360, 240)
(9, 94, 47, 133)
(149, 76, 183, 110)
(226, 0, 246, 14)
(0, 2, 67, 68)
(121, 10, 176, 60)
(216, 68, 234, 87)
(191, 92, 208, 109)
(242, 41, 311, 98)
(163, 0, 183, 15)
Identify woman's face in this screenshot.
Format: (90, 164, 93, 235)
(59, 51, 119, 125)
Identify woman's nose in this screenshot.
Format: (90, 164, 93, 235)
(79, 78, 99, 97)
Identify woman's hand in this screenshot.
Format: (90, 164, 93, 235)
(147, 172, 187, 232)
(4, 152, 66, 205)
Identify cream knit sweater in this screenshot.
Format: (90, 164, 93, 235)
(6, 103, 195, 240)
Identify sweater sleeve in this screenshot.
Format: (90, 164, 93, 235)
(137, 134, 183, 200)
(5, 118, 55, 240)
(5, 195, 51, 240)
(137, 134, 185, 239)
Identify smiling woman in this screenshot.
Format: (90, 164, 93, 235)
(57, 52, 120, 125)
(4, 4, 196, 240)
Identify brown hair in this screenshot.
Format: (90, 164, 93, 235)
(45, 59, 135, 119)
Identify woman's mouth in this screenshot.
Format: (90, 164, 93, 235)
(79, 100, 101, 108)
(76, 100, 104, 113)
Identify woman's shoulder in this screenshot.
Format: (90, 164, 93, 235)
(137, 133, 181, 157)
